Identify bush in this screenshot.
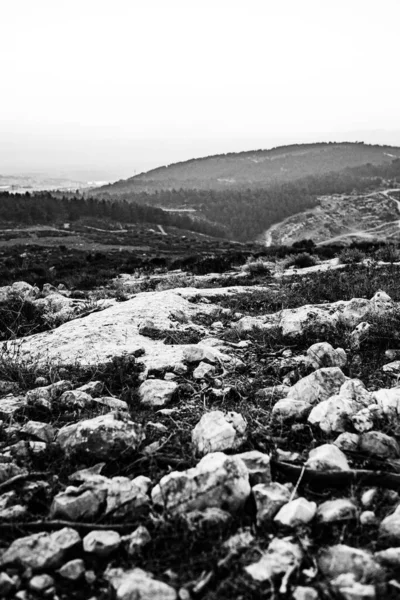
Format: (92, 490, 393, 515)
(243, 258, 272, 276)
(375, 244, 400, 263)
(283, 252, 318, 269)
(339, 247, 367, 264)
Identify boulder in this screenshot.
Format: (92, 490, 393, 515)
(192, 411, 247, 455)
(123, 526, 151, 556)
(317, 499, 358, 523)
(286, 368, 346, 406)
(83, 530, 121, 557)
(359, 431, 400, 459)
(57, 412, 144, 461)
(234, 450, 271, 485)
(334, 432, 360, 452)
(245, 537, 303, 582)
(0, 527, 81, 570)
(50, 486, 106, 521)
(137, 379, 178, 408)
(253, 482, 292, 525)
(308, 395, 354, 433)
(379, 504, 400, 542)
(193, 362, 216, 380)
(58, 558, 86, 581)
(21, 420, 55, 443)
(0, 395, 27, 421)
(59, 390, 93, 409)
(305, 444, 350, 471)
(274, 497, 317, 527)
(307, 342, 346, 370)
(105, 567, 177, 600)
(151, 452, 250, 514)
(318, 544, 383, 582)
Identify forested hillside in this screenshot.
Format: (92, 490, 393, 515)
(95, 142, 400, 194)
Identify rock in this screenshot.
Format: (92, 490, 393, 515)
(379, 504, 400, 542)
(123, 526, 151, 556)
(340, 379, 374, 407)
(279, 304, 339, 338)
(59, 390, 93, 409)
(307, 342, 347, 369)
(0, 505, 28, 521)
(8, 440, 47, 459)
(382, 360, 400, 375)
(75, 381, 104, 396)
(0, 463, 27, 484)
(293, 587, 319, 600)
(371, 290, 394, 313)
(138, 319, 160, 337)
(359, 431, 400, 458)
(50, 486, 106, 521)
(184, 507, 231, 532)
(0, 396, 27, 421)
(138, 379, 178, 408)
(361, 489, 378, 508)
(57, 412, 144, 461)
(317, 499, 357, 523)
(234, 450, 271, 485)
(0, 572, 15, 595)
(305, 444, 350, 471)
(274, 497, 317, 527)
(360, 511, 377, 526)
(245, 537, 303, 582)
(349, 322, 371, 350)
(253, 482, 292, 525)
(21, 420, 55, 443)
(351, 408, 375, 433)
(93, 396, 129, 412)
(308, 395, 355, 433)
(375, 547, 400, 566)
(83, 530, 121, 557)
(272, 398, 312, 421)
(334, 432, 360, 452)
(192, 362, 216, 380)
(58, 558, 86, 580)
(192, 411, 247, 455)
(373, 387, 400, 416)
(256, 384, 290, 401)
(318, 544, 383, 582)
(286, 367, 346, 405)
(151, 452, 250, 514)
(29, 574, 54, 592)
(164, 373, 177, 381)
(104, 475, 151, 517)
(0, 527, 81, 570)
(333, 578, 376, 600)
(26, 380, 73, 404)
(223, 528, 254, 553)
(105, 567, 177, 600)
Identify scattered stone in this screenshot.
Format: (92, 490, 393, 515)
(245, 537, 303, 582)
(192, 362, 215, 380)
(318, 544, 383, 582)
(256, 384, 290, 401)
(192, 411, 247, 455)
(272, 398, 312, 421)
(58, 558, 86, 580)
(0, 396, 27, 421)
(305, 444, 350, 471)
(293, 587, 319, 600)
(361, 489, 378, 508)
(151, 452, 250, 514)
(349, 322, 371, 349)
(382, 361, 400, 375)
(26, 380, 73, 404)
(223, 528, 255, 553)
(234, 450, 271, 485)
(83, 530, 121, 557)
(0, 527, 81, 570)
(59, 390, 93, 409)
(375, 547, 400, 567)
(332, 577, 376, 600)
(373, 388, 400, 417)
(317, 499, 357, 523)
(274, 497, 317, 527)
(105, 567, 177, 600)
(360, 511, 377, 526)
(50, 486, 106, 521)
(93, 396, 129, 411)
(184, 507, 231, 532)
(138, 379, 178, 408)
(57, 412, 144, 461)
(76, 381, 104, 396)
(307, 342, 346, 369)
(21, 420, 55, 443)
(379, 504, 400, 542)
(308, 395, 354, 433)
(0, 572, 15, 595)
(359, 431, 400, 458)
(123, 526, 151, 556)
(334, 432, 360, 452)
(29, 574, 54, 592)
(351, 408, 375, 433)
(0, 463, 27, 484)
(285, 367, 346, 406)
(253, 482, 292, 525)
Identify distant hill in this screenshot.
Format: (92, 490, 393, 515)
(95, 142, 400, 194)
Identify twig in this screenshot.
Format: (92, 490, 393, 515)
(0, 520, 141, 534)
(272, 460, 400, 491)
(0, 471, 50, 494)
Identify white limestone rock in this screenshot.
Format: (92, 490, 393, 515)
(21, 420, 55, 443)
(349, 322, 371, 350)
(379, 504, 400, 542)
(359, 431, 400, 458)
(50, 486, 106, 521)
(58, 558, 86, 580)
(26, 380, 73, 404)
(138, 379, 178, 408)
(234, 450, 271, 485)
(192, 411, 247, 455)
(307, 342, 347, 370)
(274, 497, 317, 528)
(375, 547, 400, 566)
(382, 360, 400, 375)
(272, 398, 312, 421)
(56, 412, 144, 461)
(0, 527, 81, 570)
(317, 499, 358, 523)
(193, 362, 216, 380)
(59, 390, 93, 409)
(83, 530, 121, 557)
(123, 526, 151, 556)
(279, 304, 339, 338)
(351, 408, 375, 433)
(75, 380, 104, 397)
(245, 537, 303, 582)
(334, 432, 360, 452)
(0, 396, 27, 421)
(105, 567, 177, 600)
(305, 444, 350, 471)
(151, 452, 250, 514)
(253, 482, 292, 525)
(318, 544, 383, 582)
(29, 574, 54, 592)
(286, 368, 347, 406)
(373, 387, 400, 417)
(308, 395, 355, 433)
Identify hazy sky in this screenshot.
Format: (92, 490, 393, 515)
(1, 0, 400, 180)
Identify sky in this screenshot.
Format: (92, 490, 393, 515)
(1, 0, 400, 181)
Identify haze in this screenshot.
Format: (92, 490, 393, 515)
(1, 0, 400, 182)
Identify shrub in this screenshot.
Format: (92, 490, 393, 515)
(339, 247, 367, 264)
(243, 258, 272, 276)
(375, 244, 400, 263)
(283, 252, 318, 269)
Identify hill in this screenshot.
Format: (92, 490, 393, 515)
(95, 142, 400, 194)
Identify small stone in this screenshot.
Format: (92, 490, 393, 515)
(50, 486, 106, 521)
(92, 396, 129, 412)
(0, 572, 15, 595)
(361, 489, 378, 508)
(317, 499, 357, 523)
(0, 396, 27, 421)
(123, 526, 151, 556)
(379, 504, 400, 542)
(105, 567, 177, 600)
(192, 411, 247, 455)
(21, 421, 55, 443)
(59, 390, 93, 409)
(245, 537, 303, 582)
(253, 482, 292, 525)
(375, 547, 400, 566)
(85, 570, 96, 585)
(307, 342, 347, 369)
(351, 409, 375, 433)
(318, 544, 383, 582)
(335, 432, 360, 452)
(293, 586, 319, 600)
(29, 574, 54, 592)
(58, 558, 86, 580)
(76, 381, 104, 396)
(305, 444, 350, 471)
(359, 431, 400, 458)
(164, 373, 177, 381)
(192, 362, 215, 380)
(274, 497, 317, 527)
(308, 396, 354, 434)
(184, 507, 231, 532)
(234, 450, 271, 485)
(83, 530, 121, 557)
(360, 511, 377, 526)
(286, 367, 346, 405)
(138, 379, 178, 408)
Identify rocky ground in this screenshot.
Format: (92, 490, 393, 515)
(1, 264, 400, 599)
